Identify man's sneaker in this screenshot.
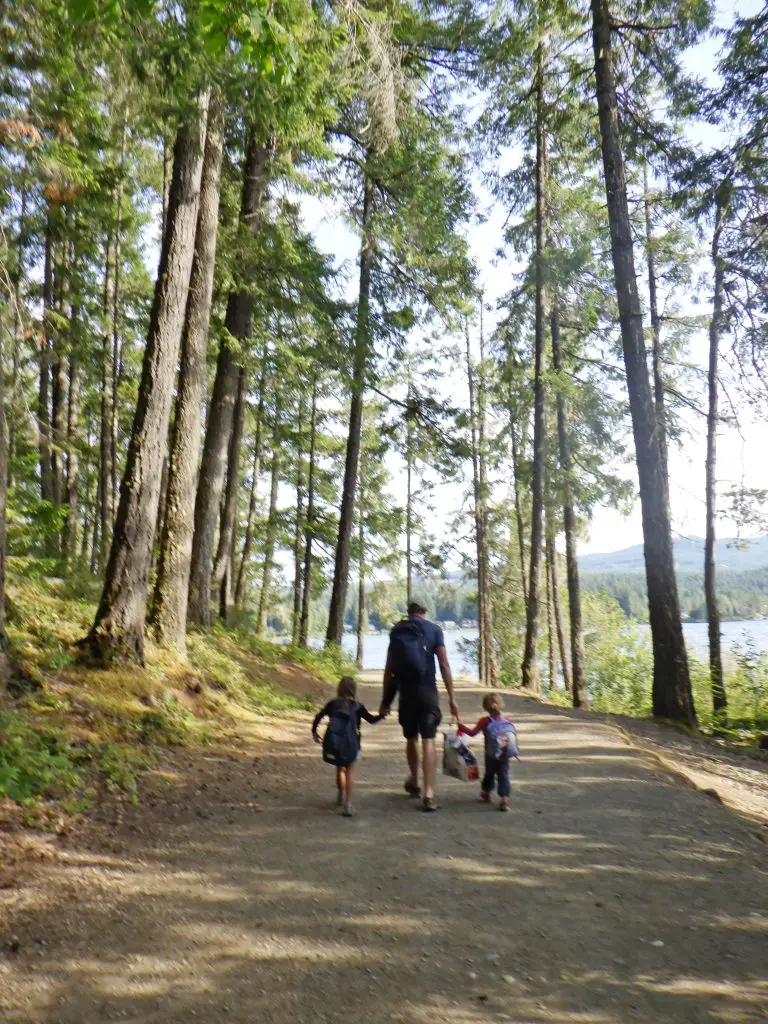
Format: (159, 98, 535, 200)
(404, 778, 421, 798)
(422, 797, 439, 813)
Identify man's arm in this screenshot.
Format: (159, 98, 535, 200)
(380, 650, 397, 715)
(437, 646, 459, 719)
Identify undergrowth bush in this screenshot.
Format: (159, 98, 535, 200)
(0, 711, 83, 804)
(546, 592, 768, 741)
(1, 560, 341, 812)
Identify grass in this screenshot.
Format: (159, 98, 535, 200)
(0, 559, 348, 814)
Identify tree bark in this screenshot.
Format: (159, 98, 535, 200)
(509, 412, 528, 602)
(551, 302, 586, 706)
(81, 92, 209, 665)
(39, 213, 54, 505)
(299, 378, 318, 647)
(0, 315, 12, 660)
(235, 362, 267, 609)
(326, 168, 373, 646)
(546, 514, 571, 692)
(591, 0, 694, 723)
(110, 115, 127, 522)
(356, 515, 365, 669)
(545, 537, 556, 688)
(188, 133, 273, 626)
(477, 306, 499, 687)
(99, 233, 114, 568)
(257, 401, 282, 636)
(706, 191, 727, 717)
(291, 395, 306, 646)
(64, 353, 80, 569)
(466, 318, 486, 683)
(51, 232, 69, 510)
(406, 395, 414, 607)
(521, 44, 547, 694)
(212, 364, 248, 604)
(643, 161, 669, 487)
(153, 94, 225, 648)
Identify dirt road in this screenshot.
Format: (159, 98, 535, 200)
(2, 683, 767, 1023)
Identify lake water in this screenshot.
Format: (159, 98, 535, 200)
(316, 619, 768, 679)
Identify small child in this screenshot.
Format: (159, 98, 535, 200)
(457, 693, 519, 812)
(312, 677, 382, 817)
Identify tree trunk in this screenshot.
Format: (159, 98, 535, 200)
(545, 538, 556, 688)
(405, 392, 414, 606)
(291, 396, 306, 646)
(591, 0, 694, 723)
(706, 191, 727, 718)
(90, 470, 101, 574)
(235, 362, 267, 609)
(299, 379, 318, 647)
(110, 116, 127, 521)
(643, 161, 669, 487)
(326, 168, 373, 646)
(465, 318, 486, 683)
(477, 306, 499, 687)
(550, 302, 586, 705)
(212, 364, 248, 603)
(51, 233, 69, 511)
(188, 133, 273, 626)
(257, 401, 282, 636)
(81, 92, 209, 665)
(64, 354, 80, 569)
(39, 214, 54, 505)
(99, 233, 114, 569)
(510, 413, 528, 602)
(521, 45, 547, 694)
(356, 516, 365, 669)
(546, 514, 571, 692)
(10, 167, 29, 483)
(152, 94, 224, 648)
(0, 315, 12, 661)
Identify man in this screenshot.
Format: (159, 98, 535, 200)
(380, 600, 459, 812)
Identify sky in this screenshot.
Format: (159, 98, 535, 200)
(296, 0, 768, 565)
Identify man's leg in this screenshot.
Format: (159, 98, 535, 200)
(406, 736, 420, 789)
(422, 737, 436, 801)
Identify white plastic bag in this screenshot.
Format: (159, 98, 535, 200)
(443, 729, 479, 782)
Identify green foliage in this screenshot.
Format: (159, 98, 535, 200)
(0, 712, 83, 804)
(578, 592, 653, 716)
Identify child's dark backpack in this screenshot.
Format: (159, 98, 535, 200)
(389, 618, 428, 688)
(322, 702, 360, 766)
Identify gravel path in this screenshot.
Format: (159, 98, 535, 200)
(2, 682, 767, 1024)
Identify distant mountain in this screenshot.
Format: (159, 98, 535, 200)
(579, 536, 768, 575)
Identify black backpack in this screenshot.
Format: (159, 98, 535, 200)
(389, 618, 429, 688)
(322, 702, 360, 765)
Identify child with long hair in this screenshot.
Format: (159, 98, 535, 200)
(312, 677, 382, 817)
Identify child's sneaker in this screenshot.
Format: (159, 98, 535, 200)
(342, 802, 355, 817)
(479, 791, 491, 803)
(499, 798, 510, 812)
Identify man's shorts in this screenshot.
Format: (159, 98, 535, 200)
(398, 689, 442, 740)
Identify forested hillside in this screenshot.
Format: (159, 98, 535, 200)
(1, 0, 768, 796)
